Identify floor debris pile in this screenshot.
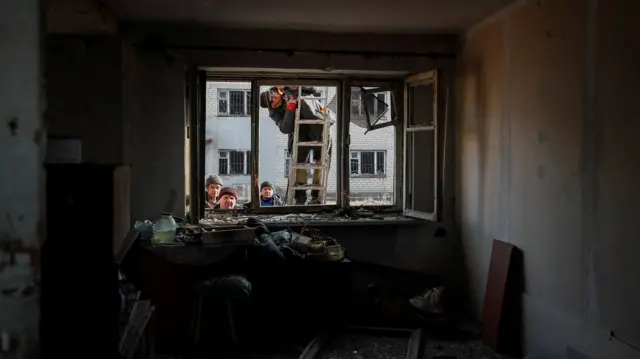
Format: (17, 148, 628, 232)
(423, 340, 516, 359)
(318, 333, 409, 359)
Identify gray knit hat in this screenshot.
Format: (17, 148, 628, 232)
(206, 175, 223, 187)
(260, 181, 274, 190)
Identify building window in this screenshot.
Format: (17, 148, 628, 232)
(218, 90, 251, 116)
(219, 150, 250, 175)
(350, 151, 386, 177)
(351, 89, 387, 117)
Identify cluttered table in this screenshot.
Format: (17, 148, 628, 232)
(122, 216, 355, 356)
(137, 223, 255, 266)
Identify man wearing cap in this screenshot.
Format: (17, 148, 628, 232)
(260, 86, 332, 205)
(205, 175, 223, 209)
(214, 187, 242, 210)
(259, 181, 284, 207)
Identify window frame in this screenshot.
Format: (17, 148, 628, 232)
(217, 89, 252, 117)
(192, 73, 439, 221)
(402, 69, 440, 221)
(349, 150, 386, 178)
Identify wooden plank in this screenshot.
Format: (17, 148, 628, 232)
(298, 329, 334, 359)
(481, 239, 522, 355)
(406, 328, 423, 359)
(119, 300, 155, 359)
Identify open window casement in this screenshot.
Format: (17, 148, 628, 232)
(353, 86, 399, 133)
(403, 69, 439, 221)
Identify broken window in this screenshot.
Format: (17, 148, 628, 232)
(348, 85, 396, 206)
(403, 70, 440, 220)
(193, 75, 437, 218)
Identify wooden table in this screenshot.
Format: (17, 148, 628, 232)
(122, 241, 252, 355)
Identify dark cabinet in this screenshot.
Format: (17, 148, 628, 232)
(41, 164, 130, 358)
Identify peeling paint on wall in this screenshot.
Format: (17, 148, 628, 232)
(1, 0, 43, 358)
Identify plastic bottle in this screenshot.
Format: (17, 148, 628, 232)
(152, 212, 177, 244)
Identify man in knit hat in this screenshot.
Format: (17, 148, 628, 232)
(205, 174, 223, 209)
(259, 86, 333, 205)
(259, 181, 284, 207)
(214, 187, 241, 210)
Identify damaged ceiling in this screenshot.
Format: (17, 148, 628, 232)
(104, 0, 518, 33)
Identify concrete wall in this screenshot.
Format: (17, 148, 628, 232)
(46, 36, 123, 163)
(122, 43, 185, 221)
(0, 0, 43, 357)
(456, 0, 640, 357)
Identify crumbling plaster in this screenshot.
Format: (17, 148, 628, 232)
(0, 0, 44, 358)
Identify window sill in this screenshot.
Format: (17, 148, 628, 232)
(200, 213, 429, 227)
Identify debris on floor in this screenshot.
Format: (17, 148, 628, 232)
(423, 340, 516, 359)
(200, 212, 418, 226)
(318, 332, 408, 359)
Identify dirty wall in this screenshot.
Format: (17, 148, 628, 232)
(457, 0, 640, 357)
(0, 0, 43, 358)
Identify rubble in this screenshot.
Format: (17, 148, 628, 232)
(200, 212, 417, 226)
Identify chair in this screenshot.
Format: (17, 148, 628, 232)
(190, 275, 252, 357)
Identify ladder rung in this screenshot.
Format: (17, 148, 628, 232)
(296, 141, 324, 146)
(291, 164, 327, 170)
(291, 185, 325, 190)
(296, 119, 325, 124)
(300, 96, 324, 100)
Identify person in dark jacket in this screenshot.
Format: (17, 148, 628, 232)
(259, 86, 332, 205)
(259, 181, 284, 207)
(243, 181, 284, 208)
(204, 174, 223, 208)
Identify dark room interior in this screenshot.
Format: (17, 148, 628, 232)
(1, 0, 639, 358)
